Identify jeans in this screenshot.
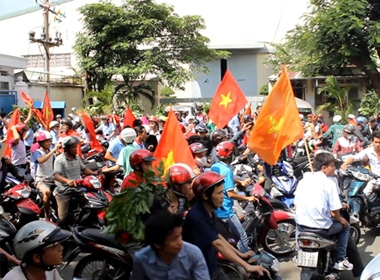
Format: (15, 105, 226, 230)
(222, 213, 250, 253)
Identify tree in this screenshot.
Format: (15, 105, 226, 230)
(268, 0, 380, 94)
(75, 0, 228, 107)
(316, 76, 358, 122)
(358, 90, 380, 118)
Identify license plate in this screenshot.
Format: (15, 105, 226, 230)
(297, 250, 318, 267)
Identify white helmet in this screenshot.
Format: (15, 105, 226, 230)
(49, 120, 60, 129)
(13, 221, 71, 262)
(119, 127, 137, 144)
(333, 115, 342, 123)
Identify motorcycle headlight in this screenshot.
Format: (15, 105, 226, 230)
(368, 273, 380, 280)
(15, 186, 31, 198)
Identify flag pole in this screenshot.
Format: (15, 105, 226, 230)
(303, 138, 314, 173)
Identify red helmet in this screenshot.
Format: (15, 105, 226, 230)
(210, 129, 227, 144)
(317, 113, 324, 119)
(15, 123, 28, 134)
(189, 142, 208, 155)
(192, 171, 224, 199)
(215, 141, 235, 159)
(36, 131, 52, 142)
(149, 116, 159, 124)
(168, 163, 194, 185)
(129, 149, 156, 169)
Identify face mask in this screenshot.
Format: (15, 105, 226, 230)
(346, 133, 353, 140)
(195, 156, 208, 166)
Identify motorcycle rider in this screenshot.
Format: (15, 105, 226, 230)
(211, 141, 257, 253)
(321, 115, 344, 147)
(58, 118, 82, 157)
(189, 142, 210, 171)
(53, 136, 98, 229)
(105, 127, 137, 165)
(121, 149, 156, 190)
(183, 171, 269, 280)
(333, 124, 362, 159)
(0, 156, 25, 193)
(295, 152, 353, 271)
(3, 220, 71, 280)
(10, 123, 29, 171)
(131, 210, 209, 280)
(49, 121, 60, 149)
(341, 131, 380, 202)
(31, 131, 61, 221)
(95, 115, 117, 141)
(368, 116, 380, 136)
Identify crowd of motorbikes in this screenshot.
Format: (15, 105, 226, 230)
(1, 135, 380, 280)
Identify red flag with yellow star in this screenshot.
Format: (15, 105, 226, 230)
(248, 67, 304, 165)
(3, 109, 21, 157)
(21, 90, 34, 108)
(153, 108, 196, 171)
(42, 91, 54, 126)
(208, 70, 248, 128)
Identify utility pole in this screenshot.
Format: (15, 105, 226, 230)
(28, 0, 64, 95)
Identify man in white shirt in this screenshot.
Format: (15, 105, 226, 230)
(295, 152, 353, 271)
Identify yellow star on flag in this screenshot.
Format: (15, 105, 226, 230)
(219, 92, 233, 109)
(163, 150, 175, 172)
(268, 115, 285, 134)
(45, 107, 51, 120)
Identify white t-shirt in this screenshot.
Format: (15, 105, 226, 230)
(3, 266, 62, 280)
(294, 171, 342, 229)
(353, 147, 380, 176)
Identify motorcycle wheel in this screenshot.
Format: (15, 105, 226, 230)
(350, 223, 361, 244)
(73, 254, 128, 280)
(262, 219, 296, 257)
(219, 262, 248, 280)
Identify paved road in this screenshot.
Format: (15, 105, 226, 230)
(59, 227, 380, 280)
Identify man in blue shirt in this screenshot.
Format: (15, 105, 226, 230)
(104, 128, 136, 166)
(131, 210, 209, 280)
(95, 115, 117, 141)
(211, 141, 257, 253)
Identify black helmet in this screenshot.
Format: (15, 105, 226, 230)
(60, 118, 73, 129)
(210, 129, 227, 144)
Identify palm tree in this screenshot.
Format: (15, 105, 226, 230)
(83, 84, 115, 116)
(317, 76, 358, 123)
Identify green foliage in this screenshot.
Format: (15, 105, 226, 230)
(268, 0, 380, 93)
(316, 76, 357, 122)
(155, 86, 176, 116)
(203, 102, 210, 115)
(104, 163, 167, 241)
(75, 0, 228, 101)
(258, 84, 269, 96)
(358, 90, 380, 117)
(83, 84, 115, 115)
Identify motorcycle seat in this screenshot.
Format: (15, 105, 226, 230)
(81, 227, 125, 251)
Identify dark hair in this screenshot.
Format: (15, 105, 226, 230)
(134, 125, 146, 135)
(144, 210, 183, 250)
(133, 119, 143, 127)
(372, 131, 380, 141)
(313, 152, 335, 171)
(203, 181, 224, 201)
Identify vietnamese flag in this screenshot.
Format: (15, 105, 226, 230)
(123, 107, 136, 128)
(240, 102, 252, 123)
(79, 111, 104, 153)
(153, 109, 196, 171)
(32, 108, 49, 130)
(42, 91, 54, 126)
(3, 109, 21, 157)
(248, 67, 304, 165)
(21, 90, 34, 108)
(208, 70, 248, 128)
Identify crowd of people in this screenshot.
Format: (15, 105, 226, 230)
(0, 102, 377, 279)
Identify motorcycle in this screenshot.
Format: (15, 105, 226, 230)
(62, 225, 136, 279)
(242, 184, 296, 257)
(265, 161, 298, 209)
(297, 228, 341, 280)
(1, 181, 41, 229)
(360, 252, 380, 280)
(340, 166, 380, 228)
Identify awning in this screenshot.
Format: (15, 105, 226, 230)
(34, 101, 66, 109)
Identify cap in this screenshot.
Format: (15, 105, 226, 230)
(348, 114, 355, 119)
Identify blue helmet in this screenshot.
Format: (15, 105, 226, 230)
(195, 123, 208, 133)
(356, 116, 367, 124)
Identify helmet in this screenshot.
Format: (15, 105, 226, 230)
(71, 107, 77, 111)
(343, 124, 356, 134)
(15, 123, 28, 134)
(36, 131, 52, 142)
(210, 129, 227, 144)
(100, 115, 109, 121)
(215, 141, 235, 159)
(129, 149, 156, 169)
(119, 127, 137, 144)
(317, 113, 324, 119)
(149, 116, 159, 124)
(56, 114, 62, 119)
(159, 116, 168, 122)
(168, 163, 195, 185)
(13, 220, 71, 261)
(348, 114, 356, 119)
(356, 116, 367, 124)
(333, 115, 342, 123)
(189, 142, 208, 155)
(192, 171, 224, 199)
(60, 118, 73, 129)
(298, 114, 304, 120)
(195, 123, 208, 133)
(62, 136, 80, 148)
(49, 121, 60, 129)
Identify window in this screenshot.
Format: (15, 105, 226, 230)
(0, 82, 9, 90)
